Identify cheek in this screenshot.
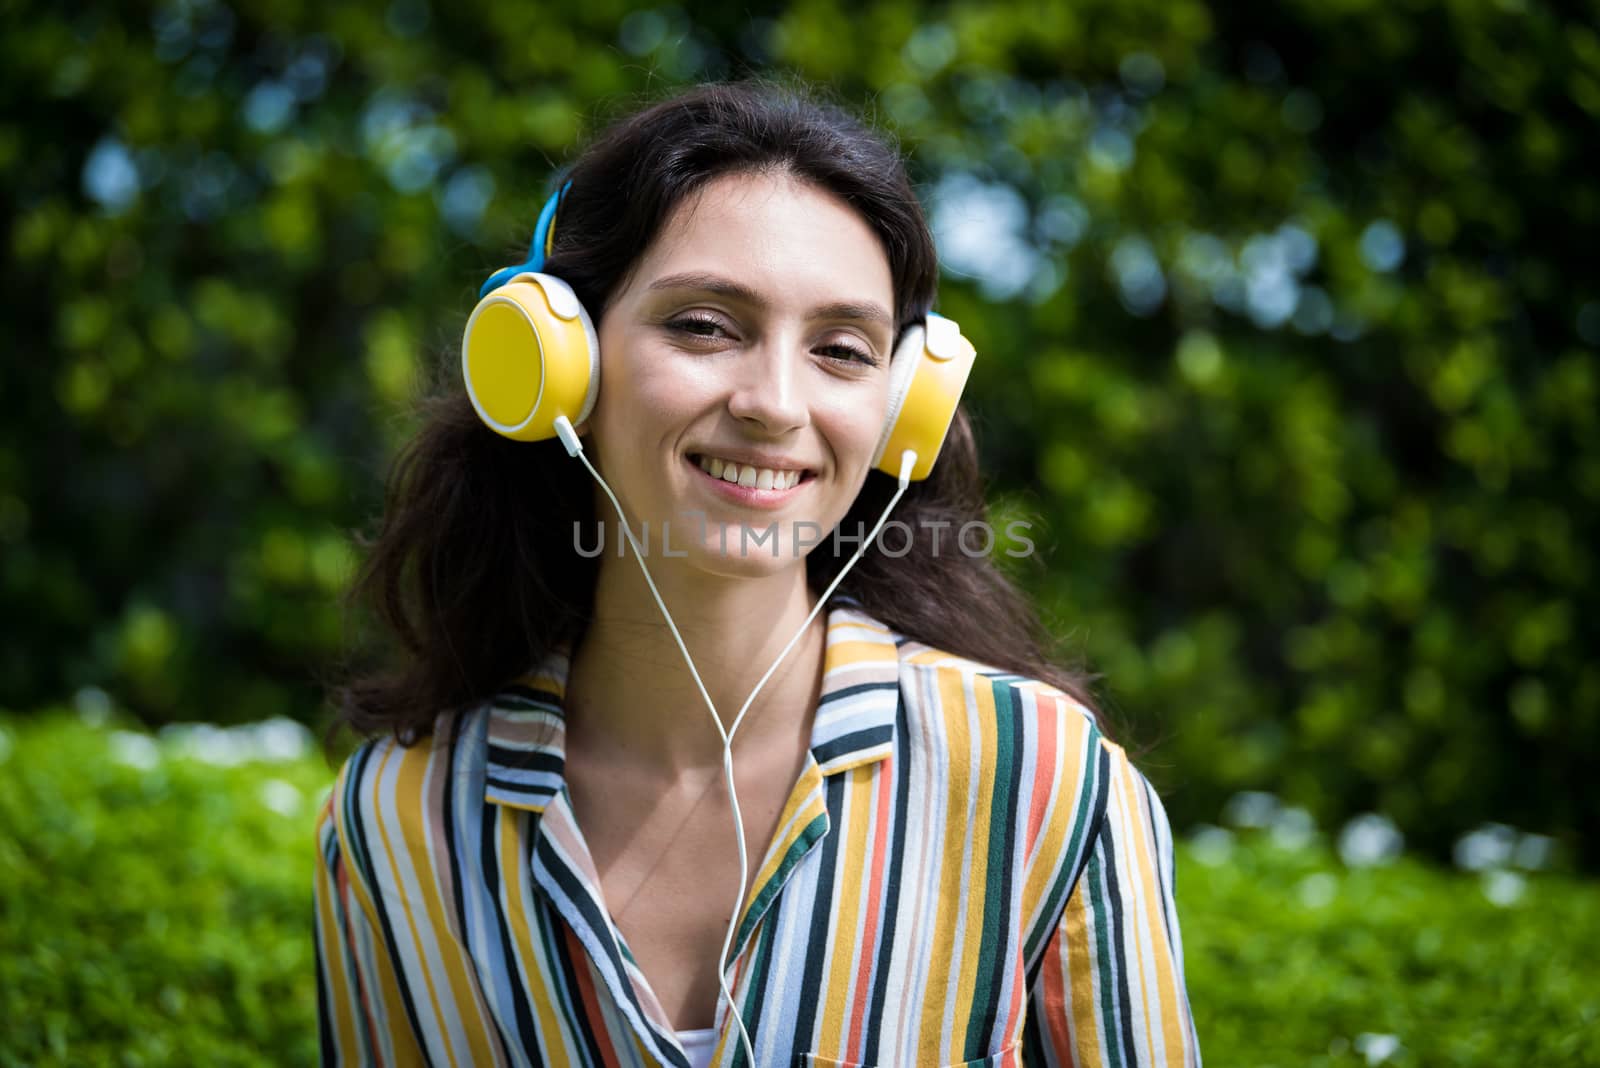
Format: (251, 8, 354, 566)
(820, 391, 888, 469)
(592, 345, 681, 435)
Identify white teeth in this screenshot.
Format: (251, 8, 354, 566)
(694, 454, 806, 490)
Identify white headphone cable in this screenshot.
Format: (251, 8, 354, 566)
(554, 416, 915, 1066)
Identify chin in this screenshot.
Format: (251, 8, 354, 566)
(678, 526, 817, 580)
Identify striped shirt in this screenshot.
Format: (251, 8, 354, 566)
(314, 599, 1200, 1067)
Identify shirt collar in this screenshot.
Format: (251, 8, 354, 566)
(483, 596, 903, 813)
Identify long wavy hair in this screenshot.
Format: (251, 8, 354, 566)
(330, 79, 1105, 750)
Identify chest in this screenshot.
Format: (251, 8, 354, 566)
(440, 727, 1055, 1066)
(565, 756, 804, 1030)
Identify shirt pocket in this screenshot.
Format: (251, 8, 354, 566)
(798, 1041, 1021, 1067)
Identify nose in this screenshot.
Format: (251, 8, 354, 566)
(725, 338, 808, 434)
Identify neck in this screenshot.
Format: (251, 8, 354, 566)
(565, 552, 827, 778)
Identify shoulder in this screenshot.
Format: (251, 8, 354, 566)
(828, 600, 1109, 779)
(876, 617, 1113, 819)
(875, 630, 1125, 936)
(328, 708, 477, 804)
(884, 626, 1163, 847)
(316, 707, 487, 885)
(890, 632, 1104, 761)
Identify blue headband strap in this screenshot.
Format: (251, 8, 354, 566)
(478, 179, 572, 299)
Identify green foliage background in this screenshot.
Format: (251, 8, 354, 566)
(3, 0, 1598, 874)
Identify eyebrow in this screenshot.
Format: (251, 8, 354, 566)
(645, 271, 895, 333)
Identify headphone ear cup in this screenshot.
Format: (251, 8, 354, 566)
(462, 273, 599, 442)
(872, 314, 977, 480)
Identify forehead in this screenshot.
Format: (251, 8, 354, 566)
(628, 171, 894, 311)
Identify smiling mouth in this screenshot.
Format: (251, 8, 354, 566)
(687, 453, 815, 491)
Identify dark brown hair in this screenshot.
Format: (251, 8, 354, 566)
(330, 79, 1103, 750)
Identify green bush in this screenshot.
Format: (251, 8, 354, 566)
(1182, 821, 1600, 1065)
(0, 711, 330, 1066)
(3, 711, 1597, 1065)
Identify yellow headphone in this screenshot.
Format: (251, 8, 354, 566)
(462, 182, 976, 481)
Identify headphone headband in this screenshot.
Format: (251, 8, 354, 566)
(477, 180, 571, 299)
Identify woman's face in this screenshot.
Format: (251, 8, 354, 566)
(586, 170, 896, 579)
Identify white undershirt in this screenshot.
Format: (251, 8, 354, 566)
(676, 1026, 718, 1068)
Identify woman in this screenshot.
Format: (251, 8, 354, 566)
(314, 80, 1199, 1067)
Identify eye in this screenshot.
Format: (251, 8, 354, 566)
(665, 313, 731, 339)
(817, 340, 880, 368)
